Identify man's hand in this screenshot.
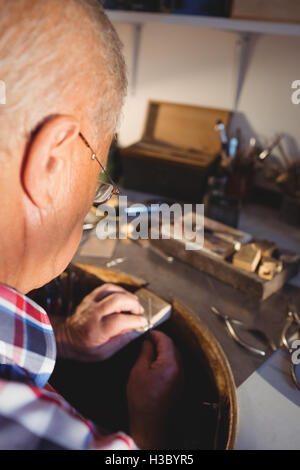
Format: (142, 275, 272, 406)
(127, 330, 184, 449)
(51, 283, 147, 361)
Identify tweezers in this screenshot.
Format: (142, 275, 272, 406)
(211, 306, 276, 357)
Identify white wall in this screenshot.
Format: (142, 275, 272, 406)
(113, 21, 300, 163)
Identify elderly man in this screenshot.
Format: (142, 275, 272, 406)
(0, 0, 182, 450)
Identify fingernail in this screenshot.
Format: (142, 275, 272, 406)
(136, 316, 148, 333)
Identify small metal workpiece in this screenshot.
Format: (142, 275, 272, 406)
(259, 134, 282, 161)
(147, 296, 152, 331)
(83, 223, 96, 231)
(106, 257, 126, 268)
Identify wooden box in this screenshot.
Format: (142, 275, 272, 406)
(231, 0, 300, 23)
(150, 216, 300, 301)
(120, 101, 231, 202)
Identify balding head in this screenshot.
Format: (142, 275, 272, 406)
(0, 0, 127, 293)
(0, 0, 127, 154)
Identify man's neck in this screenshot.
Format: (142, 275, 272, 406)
(0, 191, 28, 293)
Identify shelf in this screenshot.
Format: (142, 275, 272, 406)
(106, 10, 300, 101)
(107, 10, 300, 37)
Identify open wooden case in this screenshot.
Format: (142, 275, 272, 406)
(150, 215, 300, 301)
(120, 101, 231, 202)
(29, 263, 238, 450)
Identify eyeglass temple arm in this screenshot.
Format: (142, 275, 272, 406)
(93, 154, 120, 194)
(79, 132, 120, 193)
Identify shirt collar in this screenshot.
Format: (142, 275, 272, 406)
(0, 283, 56, 388)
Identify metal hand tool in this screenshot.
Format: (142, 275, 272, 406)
(211, 306, 276, 357)
(280, 304, 300, 390)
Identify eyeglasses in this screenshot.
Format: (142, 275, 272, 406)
(79, 132, 120, 205)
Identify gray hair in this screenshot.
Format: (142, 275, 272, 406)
(0, 0, 127, 153)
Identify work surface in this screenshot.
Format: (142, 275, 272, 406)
(74, 191, 300, 449)
(75, 193, 300, 387)
(236, 347, 300, 450)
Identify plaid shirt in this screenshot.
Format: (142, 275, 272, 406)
(0, 284, 137, 450)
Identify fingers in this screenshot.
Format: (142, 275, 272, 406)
(93, 286, 144, 318)
(132, 339, 156, 369)
(101, 311, 147, 337)
(98, 292, 144, 318)
(149, 330, 179, 364)
(94, 284, 129, 302)
(73, 331, 141, 362)
(131, 332, 179, 373)
(80, 284, 144, 319)
(82, 283, 127, 304)
(73, 285, 146, 347)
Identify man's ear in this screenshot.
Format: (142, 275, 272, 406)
(22, 115, 80, 209)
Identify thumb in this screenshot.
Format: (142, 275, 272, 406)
(134, 338, 156, 369)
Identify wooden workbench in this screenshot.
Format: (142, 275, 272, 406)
(71, 199, 300, 387)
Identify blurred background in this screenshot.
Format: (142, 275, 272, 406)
(98, 0, 300, 227)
